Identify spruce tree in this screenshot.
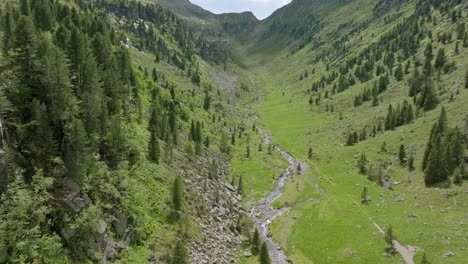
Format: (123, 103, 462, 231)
(408, 153, 415, 172)
(13, 16, 36, 86)
(2, 5, 15, 55)
(437, 107, 448, 133)
(394, 64, 403, 81)
(308, 147, 313, 159)
(399, 145, 406, 165)
(149, 129, 160, 164)
(247, 145, 251, 158)
(420, 253, 430, 264)
(434, 48, 446, 70)
(171, 241, 189, 264)
(237, 175, 244, 194)
(453, 162, 464, 186)
(465, 70, 468, 89)
(424, 135, 449, 185)
(64, 118, 90, 182)
(259, 242, 271, 264)
(361, 187, 368, 205)
(172, 175, 184, 212)
(385, 226, 395, 253)
(251, 228, 261, 255)
(358, 153, 368, 175)
(422, 124, 438, 171)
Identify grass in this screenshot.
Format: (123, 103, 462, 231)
(230, 1, 468, 263)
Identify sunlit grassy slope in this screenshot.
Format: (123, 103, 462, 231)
(232, 0, 468, 263)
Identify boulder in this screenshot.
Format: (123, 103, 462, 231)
(442, 251, 455, 258)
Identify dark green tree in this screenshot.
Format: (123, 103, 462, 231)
(64, 118, 90, 182)
(394, 64, 404, 81)
(453, 162, 464, 185)
(437, 107, 448, 133)
(399, 145, 406, 165)
(358, 153, 368, 175)
(434, 48, 446, 70)
(251, 228, 261, 255)
(361, 187, 369, 205)
(2, 5, 15, 55)
(259, 242, 271, 264)
(465, 70, 468, 89)
(238, 175, 244, 194)
(149, 129, 160, 164)
(424, 135, 449, 185)
(420, 253, 430, 264)
(172, 175, 184, 212)
(408, 153, 415, 172)
(171, 240, 189, 264)
(33, 0, 54, 31)
(13, 16, 36, 86)
(385, 225, 395, 253)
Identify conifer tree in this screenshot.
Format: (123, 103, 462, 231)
(422, 124, 438, 171)
(149, 129, 160, 164)
(247, 145, 251, 158)
(424, 135, 449, 185)
(171, 240, 189, 264)
(238, 175, 244, 194)
(64, 118, 90, 182)
(385, 226, 395, 253)
(399, 145, 406, 165)
(434, 48, 446, 70)
(308, 147, 313, 159)
(268, 144, 272, 155)
(33, 0, 54, 31)
(408, 153, 415, 172)
(453, 162, 464, 186)
(172, 175, 184, 212)
(259, 242, 271, 264)
(465, 70, 468, 89)
(361, 187, 369, 205)
(13, 16, 36, 86)
(437, 107, 448, 133)
(2, 5, 15, 55)
(420, 253, 430, 264)
(394, 64, 404, 81)
(251, 228, 261, 255)
(358, 153, 368, 175)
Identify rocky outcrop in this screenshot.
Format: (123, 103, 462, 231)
(178, 154, 245, 264)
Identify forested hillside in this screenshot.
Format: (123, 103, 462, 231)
(0, 0, 467, 263)
(0, 0, 248, 263)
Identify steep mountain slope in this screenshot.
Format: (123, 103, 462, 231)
(228, 0, 468, 263)
(0, 0, 249, 263)
(151, 0, 216, 21)
(0, 0, 467, 263)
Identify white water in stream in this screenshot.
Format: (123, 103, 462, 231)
(248, 128, 306, 264)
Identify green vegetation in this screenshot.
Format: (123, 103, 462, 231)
(1, 0, 467, 263)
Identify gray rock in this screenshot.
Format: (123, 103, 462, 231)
(243, 252, 252, 257)
(442, 251, 455, 258)
(113, 210, 128, 237)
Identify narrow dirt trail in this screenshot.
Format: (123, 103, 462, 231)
(371, 218, 417, 264)
(248, 128, 311, 264)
